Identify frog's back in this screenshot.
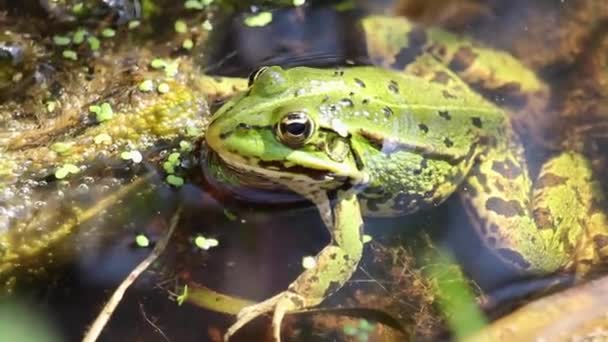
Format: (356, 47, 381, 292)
(306, 66, 508, 216)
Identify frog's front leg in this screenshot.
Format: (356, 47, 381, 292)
(224, 190, 364, 341)
(460, 137, 608, 274)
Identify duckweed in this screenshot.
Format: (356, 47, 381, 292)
(90, 102, 114, 122)
(182, 38, 194, 50)
(184, 1, 204, 10)
(150, 58, 167, 69)
(87, 36, 100, 50)
(179, 140, 192, 152)
(53, 35, 71, 46)
(128, 20, 141, 30)
(174, 20, 188, 33)
(101, 28, 116, 38)
(138, 79, 155, 92)
(93, 133, 112, 145)
(194, 236, 218, 250)
(55, 164, 80, 179)
(72, 29, 87, 44)
(50, 142, 74, 154)
(157, 83, 170, 93)
(166, 175, 184, 187)
(244, 12, 273, 27)
(135, 234, 150, 248)
(62, 50, 78, 60)
(201, 20, 213, 31)
(120, 150, 143, 163)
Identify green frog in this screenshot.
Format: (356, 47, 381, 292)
(205, 16, 608, 341)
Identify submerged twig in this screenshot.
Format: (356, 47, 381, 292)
(139, 302, 170, 342)
(82, 205, 182, 342)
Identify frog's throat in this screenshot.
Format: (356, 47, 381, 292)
(210, 149, 360, 195)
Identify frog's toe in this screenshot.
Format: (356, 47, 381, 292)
(224, 290, 304, 342)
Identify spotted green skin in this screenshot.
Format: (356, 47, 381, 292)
(206, 17, 608, 341)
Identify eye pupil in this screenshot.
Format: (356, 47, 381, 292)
(286, 122, 306, 136)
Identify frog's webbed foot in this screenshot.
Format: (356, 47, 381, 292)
(224, 290, 305, 342)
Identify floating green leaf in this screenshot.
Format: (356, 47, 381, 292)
(53, 35, 71, 46)
(194, 235, 219, 250)
(120, 150, 143, 163)
(244, 12, 273, 27)
(55, 164, 80, 179)
(62, 50, 78, 60)
(93, 102, 114, 122)
(101, 28, 116, 38)
(174, 20, 188, 33)
(166, 175, 184, 187)
(157, 83, 170, 93)
(182, 38, 194, 50)
(135, 234, 150, 248)
(138, 79, 154, 92)
(87, 36, 100, 50)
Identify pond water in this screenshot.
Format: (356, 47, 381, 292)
(1, 0, 608, 341)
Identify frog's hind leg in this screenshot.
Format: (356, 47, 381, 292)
(531, 152, 608, 274)
(361, 15, 548, 112)
(460, 140, 608, 275)
(224, 190, 364, 341)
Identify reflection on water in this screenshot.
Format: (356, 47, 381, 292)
(1, 0, 608, 341)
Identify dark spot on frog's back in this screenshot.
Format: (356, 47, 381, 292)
(471, 117, 483, 128)
(431, 71, 451, 85)
(443, 138, 454, 147)
(391, 28, 427, 69)
(486, 197, 524, 217)
(497, 248, 531, 269)
(448, 46, 478, 72)
(418, 123, 429, 133)
(537, 172, 567, 188)
(388, 80, 400, 94)
(382, 106, 393, 118)
(438, 110, 451, 120)
(340, 98, 354, 107)
(442, 90, 457, 99)
(533, 207, 554, 229)
(354, 78, 366, 88)
(413, 158, 428, 175)
(491, 159, 522, 179)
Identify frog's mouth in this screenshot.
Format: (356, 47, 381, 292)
(203, 150, 343, 204)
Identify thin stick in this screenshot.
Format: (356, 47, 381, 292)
(82, 206, 182, 342)
(139, 302, 170, 342)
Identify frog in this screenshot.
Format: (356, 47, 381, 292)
(204, 15, 608, 342)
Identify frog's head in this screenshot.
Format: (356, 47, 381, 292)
(205, 66, 365, 200)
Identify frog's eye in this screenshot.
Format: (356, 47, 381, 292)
(248, 66, 269, 87)
(276, 112, 315, 148)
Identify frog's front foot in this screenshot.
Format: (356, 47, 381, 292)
(224, 290, 304, 342)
